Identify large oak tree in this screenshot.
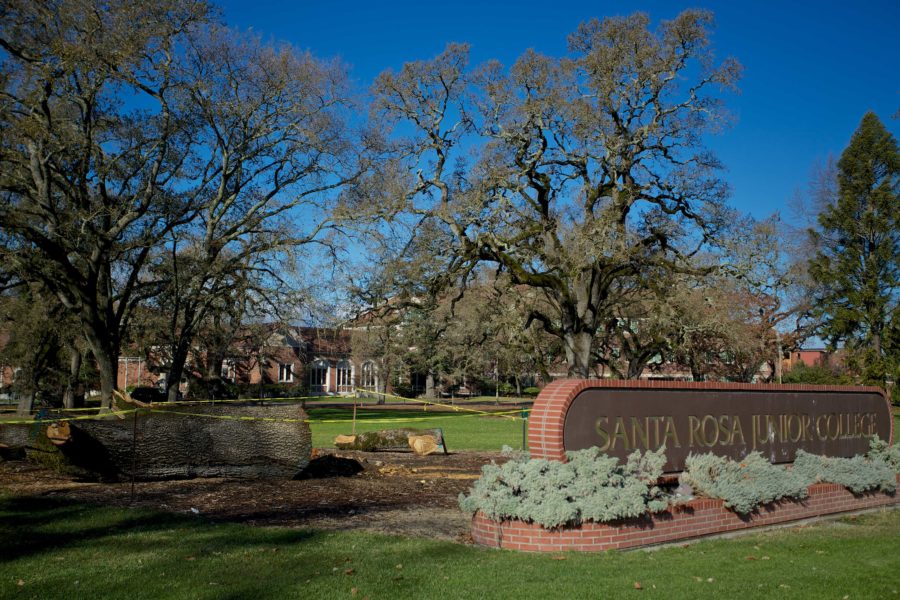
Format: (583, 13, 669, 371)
(372, 11, 741, 376)
(0, 0, 211, 407)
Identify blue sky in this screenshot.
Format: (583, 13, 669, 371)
(217, 0, 899, 223)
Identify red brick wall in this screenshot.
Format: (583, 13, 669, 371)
(472, 477, 900, 552)
(116, 358, 159, 389)
(527, 379, 893, 462)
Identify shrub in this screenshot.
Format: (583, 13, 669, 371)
(458, 447, 670, 528)
(781, 362, 853, 385)
(680, 452, 809, 515)
(496, 382, 516, 396)
(792, 450, 896, 494)
(522, 386, 541, 397)
(868, 436, 900, 472)
(236, 383, 306, 399)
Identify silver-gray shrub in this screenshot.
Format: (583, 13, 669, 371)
(680, 452, 810, 515)
(793, 450, 896, 494)
(868, 436, 900, 472)
(458, 447, 670, 528)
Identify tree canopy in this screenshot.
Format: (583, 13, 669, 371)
(808, 112, 899, 384)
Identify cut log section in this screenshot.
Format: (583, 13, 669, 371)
(46, 421, 71, 446)
(408, 435, 438, 456)
(334, 434, 357, 446)
(333, 428, 446, 454)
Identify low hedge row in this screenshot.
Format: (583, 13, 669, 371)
(459, 437, 900, 526)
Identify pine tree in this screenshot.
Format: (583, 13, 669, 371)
(808, 112, 899, 384)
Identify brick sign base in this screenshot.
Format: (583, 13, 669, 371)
(471, 477, 900, 552)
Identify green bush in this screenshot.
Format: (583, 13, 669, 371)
(781, 362, 853, 385)
(458, 447, 670, 528)
(680, 452, 810, 515)
(236, 383, 307, 399)
(496, 382, 516, 396)
(868, 436, 900, 472)
(792, 450, 896, 494)
(522, 386, 541, 397)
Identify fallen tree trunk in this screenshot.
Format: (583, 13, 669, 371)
(1, 402, 312, 480)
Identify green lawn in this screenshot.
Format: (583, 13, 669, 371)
(1, 495, 898, 599)
(307, 407, 526, 451)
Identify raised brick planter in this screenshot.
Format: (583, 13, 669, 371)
(471, 477, 900, 552)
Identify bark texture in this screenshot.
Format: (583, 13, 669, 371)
(1, 403, 312, 480)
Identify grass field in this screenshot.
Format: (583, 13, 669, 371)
(306, 407, 526, 451)
(1, 495, 898, 599)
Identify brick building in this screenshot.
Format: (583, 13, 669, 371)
(116, 326, 384, 397)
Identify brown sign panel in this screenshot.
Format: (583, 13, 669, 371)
(562, 387, 892, 473)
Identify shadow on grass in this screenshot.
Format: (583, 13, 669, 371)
(0, 495, 318, 565)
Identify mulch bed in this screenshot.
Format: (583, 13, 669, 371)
(0, 449, 506, 542)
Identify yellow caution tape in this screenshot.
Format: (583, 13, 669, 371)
(148, 396, 327, 407)
(0, 409, 139, 425)
(356, 389, 526, 420)
(146, 407, 524, 425)
(0, 403, 529, 426)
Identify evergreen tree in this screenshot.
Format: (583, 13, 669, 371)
(808, 112, 899, 384)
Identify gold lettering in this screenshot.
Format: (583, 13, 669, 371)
(689, 415, 703, 447)
(816, 415, 828, 440)
(751, 415, 760, 450)
(787, 414, 802, 443)
(630, 417, 649, 450)
(730, 415, 746, 446)
(595, 417, 610, 452)
(839, 413, 852, 439)
(765, 415, 778, 445)
(718, 415, 733, 446)
(611, 417, 629, 450)
(826, 414, 840, 440)
(701, 415, 719, 447)
(801, 414, 813, 441)
(662, 416, 681, 448)
(649, 416, 661, 449)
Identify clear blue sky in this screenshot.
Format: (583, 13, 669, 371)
(217, 0, 899, 222)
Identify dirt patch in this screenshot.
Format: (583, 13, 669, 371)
(0, 449, 504, 542)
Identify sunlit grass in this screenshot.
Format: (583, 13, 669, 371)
(2, 496, 898, 599)
(306, 407, 526, 451)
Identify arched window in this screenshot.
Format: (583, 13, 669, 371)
(309, 359, 329, 393)
(336, 360, 353, 393)
(360, 361, 377, 391)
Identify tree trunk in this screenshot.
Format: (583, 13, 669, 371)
(82, 323, 119, 410)
(54, 403, 312, 479)
(626, 357, 648, 380)
(16, 390, 35, 416)
(94, 348, 117, 410)
(564, 331, 593, 378)
(64, 346, 82, 409)
(425, 372, 435, 399)
(164, 331, 195, 402)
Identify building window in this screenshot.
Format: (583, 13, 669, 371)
(309, 359, 329, 392)
(221, 359, 236, 383)
(278, 363, 294, 383)
(336, 360, 353, 393)
(360, 361, 377, 391)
